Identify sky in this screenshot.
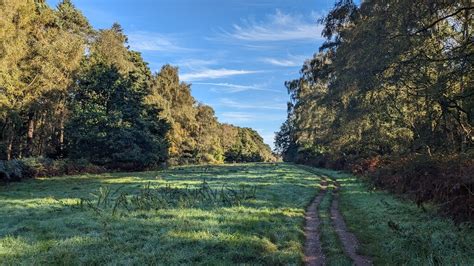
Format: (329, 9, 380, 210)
(47, 0, 336, 148)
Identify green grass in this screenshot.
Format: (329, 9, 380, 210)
(296, 165, 474, 265)
(323, 169, 474, 265)
(318, 191, 352, 266)
(2, 163, 473, 265)
(0, 163, 322, 265)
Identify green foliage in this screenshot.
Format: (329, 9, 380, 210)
(66, 61, 169, 169)
(224, 127, 275, 163)
(0, 0, 273, 169)
(0, 157, 107, 182)
(0, 160, 26, 181)
(0, 0, 86, 159)
(148, 66, 274, 165)
(276, 0, 473, 162)
(275, 0, 474, 220)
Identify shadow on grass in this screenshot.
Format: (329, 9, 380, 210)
(1, 203, 306, 264)
(1, 163, 325, 264)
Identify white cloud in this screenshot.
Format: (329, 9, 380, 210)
(127, 32, 192, 53)
(219, 98, 286, 110)
(221, 112, 257, 122)
(220, 111, 284, 123)
(180, 69, 259, 81)
(261, 57, 301, 67)
(193, 82, 279, 93)
(216, 10, 323, 42)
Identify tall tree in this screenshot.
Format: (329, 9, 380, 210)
(67, 25, 169, 168)
(277, 0, 473, 164)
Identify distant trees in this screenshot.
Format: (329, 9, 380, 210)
(0, 0, 274, 170)
(224, 126, 275, 163)
(147, 65, 275, 165)
(276, 0, 473, 164)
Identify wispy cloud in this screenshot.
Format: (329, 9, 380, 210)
(219, 98, 286, 110)
(127, 31, 193, 53)
(221, 112, 257, 122)
(241, 44, 278, 51)
(261, 57, 302, 67)
(193, 82, 279, 93)
(220, 112, 283, 122)
(180, 69, 259, 82)
(215, 10, 323, 42)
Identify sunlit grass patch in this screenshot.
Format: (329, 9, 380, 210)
(0, 163, 321, 264)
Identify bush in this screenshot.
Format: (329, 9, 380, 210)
(0, 160, 27, 182)
(0, 157, 108, 183)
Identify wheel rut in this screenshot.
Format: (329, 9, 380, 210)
(330, 183, 372, 266)
(304, 173, 372, 266)
(303, 179, 327, 266)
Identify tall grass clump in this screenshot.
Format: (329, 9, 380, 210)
(77, 180, 258, 216)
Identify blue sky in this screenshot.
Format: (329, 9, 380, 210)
(47, 0, 336, 148)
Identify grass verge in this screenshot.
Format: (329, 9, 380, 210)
(310, 167, 474, 265)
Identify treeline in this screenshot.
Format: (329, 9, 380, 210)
(0, 0, 274, 177)
(276, 0, 473, 221)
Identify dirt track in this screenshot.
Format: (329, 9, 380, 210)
(303, 180, 327, 266)
(304, 177, 372, 266)
(331, 191, 372, 265)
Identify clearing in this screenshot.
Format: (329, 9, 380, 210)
(1, 163, 473, 265)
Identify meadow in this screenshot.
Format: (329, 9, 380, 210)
(1, 163, 473, 265)
(0, 163, 322, 265)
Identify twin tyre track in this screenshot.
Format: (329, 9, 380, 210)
(304, 178, 372, 266)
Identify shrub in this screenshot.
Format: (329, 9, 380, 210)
(0, 157, 108, 183)
(0, 160, 27, 182)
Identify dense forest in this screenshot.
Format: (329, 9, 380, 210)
(275, 0, 473, 221)
(0, 0, 274, 178)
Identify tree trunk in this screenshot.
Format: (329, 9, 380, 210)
(6, 135, 13, 161)
(59, 110, 65, 158)
(26, 112, 35, 157)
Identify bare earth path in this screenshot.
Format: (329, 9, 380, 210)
(331, 190, 372, 266)
(304, 175, 372, 266)
(303, 180, 327, 266)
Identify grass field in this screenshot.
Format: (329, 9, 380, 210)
(0, 163, 322, 265)
(1, 163, 473, 265)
